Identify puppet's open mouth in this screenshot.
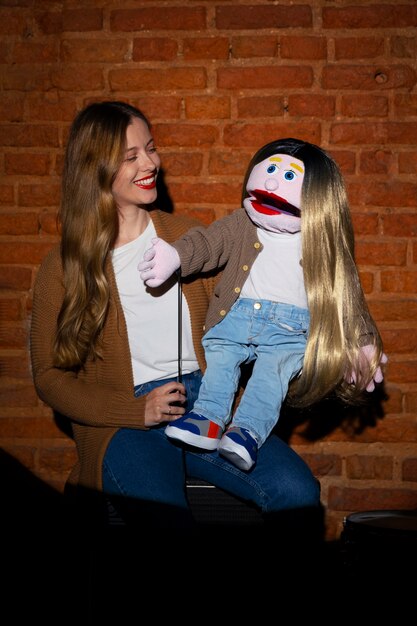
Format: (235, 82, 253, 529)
(249, 190, 301, 218)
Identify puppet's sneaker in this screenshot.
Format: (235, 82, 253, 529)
(218, 426, 258, 471)
(165, 412, 223, 450)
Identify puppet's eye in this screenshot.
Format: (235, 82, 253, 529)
(284, 170, 296, 181)
(267, 164, 278, 174)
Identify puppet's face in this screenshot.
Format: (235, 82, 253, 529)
(243, 153, 304, 234)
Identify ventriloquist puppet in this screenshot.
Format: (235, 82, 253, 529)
(139, 138, 387, 471)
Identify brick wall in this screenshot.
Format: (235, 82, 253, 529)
(1, 1, 416, 541)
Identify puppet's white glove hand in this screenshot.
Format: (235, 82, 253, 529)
(347, 344, 388, 392)
(138, 237, 180, 288)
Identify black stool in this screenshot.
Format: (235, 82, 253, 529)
(341, 509, 417, 577)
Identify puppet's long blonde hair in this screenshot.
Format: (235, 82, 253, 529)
(54, 101, 151, 368)
(242, 138, 384, 407)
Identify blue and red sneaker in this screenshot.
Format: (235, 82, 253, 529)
(218, 426, 258, 471)
(165, 411, 223, 450)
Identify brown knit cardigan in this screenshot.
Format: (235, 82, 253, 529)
(30, 209, 215, 494)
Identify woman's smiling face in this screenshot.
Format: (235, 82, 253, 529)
(112, 117, 161, 210)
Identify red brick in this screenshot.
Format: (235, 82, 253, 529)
(62, 38, 129, 63)
(223, 122, 321, 148)
(398, 151, 417, 174)
(216, 5, 312, 29)
(231, 36, 277, 58)
(124, 97, 182, 122)
(391, 36, 417, 59)
(0, 445, 36, 473)
(11, 41, 59, 63)
(346, 455, 393, 480)
(388, 361, 417, 384)
(0, 93, 24, 122)
(0, 8, 26, 35)
(153, 123, 217, 148)
(209, 151, 251, 177)
(183, 37, 229, 60)
(50, 66, 104, 91)
(335, 37, 384, 60)
(403, 458, 417, 482)
(382, 213, 417, 237)
(0, 125, 59, 148)
(382, 328, 417, 355)
(62, 8, 103, 32)
(3, 65, 53, 91)
(302, 454, 342, 477)
(110, 7, 206, 31)
(322, 65, 415, 91)
(355, 240, 406, 267)
(109, 67, 206, 92)
(237, 96, 285, 119)
(328, 150, 356, 175)
(381, 270, 417, 293)
(39, 447, 76, 475)
(175, 206, 216, 226)
(405, 391, 417, 413)
(288, 94, 335, 118)
(18, 183, 61, 208)
(0, 322, 27, 349)
(0, 185, 14, 204)
(0, 242, 56, 265)
(0, 382, 38, 406)
(132, 38, 178, 62)
(185, 96, 230, 120)
(341, 95, 388, 118)
(0, 354, 31, 379)
(0, 212, 39, 235)
(25, 93, 77, 122)
(351, 213, 379, 236)
(5, 153, 51, 176)
(0, 266, 32, 290)
(39, 211, 60, 236)
(160, 152, 203, 177)
(218, 66, 313, 90)
(0, 297, 22, 321)
(328, 486, 417, 512)
(348, 180, 417, 207)
(394, 94, 417, 117)
(359, 150, 395, 174)
(371, 299, 417, 323)
(323, 5, 417, 29)
(280, 36, 327, 60)
(168, 182, 241, 205)
(359, 271, 374, 294)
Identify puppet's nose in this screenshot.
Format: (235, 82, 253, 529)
(265, 178, 278, 191)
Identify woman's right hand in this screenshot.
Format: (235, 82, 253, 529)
(144, 381, 186, 427)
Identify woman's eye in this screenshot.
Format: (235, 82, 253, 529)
(267, 164, 278, 174)
(284, 170, 296, 181)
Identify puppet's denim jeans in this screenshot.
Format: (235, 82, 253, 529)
(102, 368, 319, 526)
(193, 298, 310, 446)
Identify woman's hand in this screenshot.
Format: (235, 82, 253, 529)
(144, 381, 186, 427)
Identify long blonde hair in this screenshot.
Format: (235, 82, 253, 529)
(54, 101, 151, 368)
(242, 138, 384, 406)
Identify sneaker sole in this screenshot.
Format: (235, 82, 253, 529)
(218, 441, 254, 471)
(165, 424, 220, 451)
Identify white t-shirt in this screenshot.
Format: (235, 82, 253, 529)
(241, 229, 308, 309)
(111, 220, 199, 385)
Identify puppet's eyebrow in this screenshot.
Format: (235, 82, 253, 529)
(269, 157, 282, 162)
(290, 162, 304, 173)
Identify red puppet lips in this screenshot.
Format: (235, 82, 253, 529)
(249, 189, 301, 218)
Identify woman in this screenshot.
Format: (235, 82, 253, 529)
(30, 101, 320, 535)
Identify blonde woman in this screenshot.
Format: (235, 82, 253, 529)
(31, 106, 321, 533)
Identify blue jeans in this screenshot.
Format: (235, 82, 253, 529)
(102, 370, 320, 529)
(194, 298, 310, 445)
